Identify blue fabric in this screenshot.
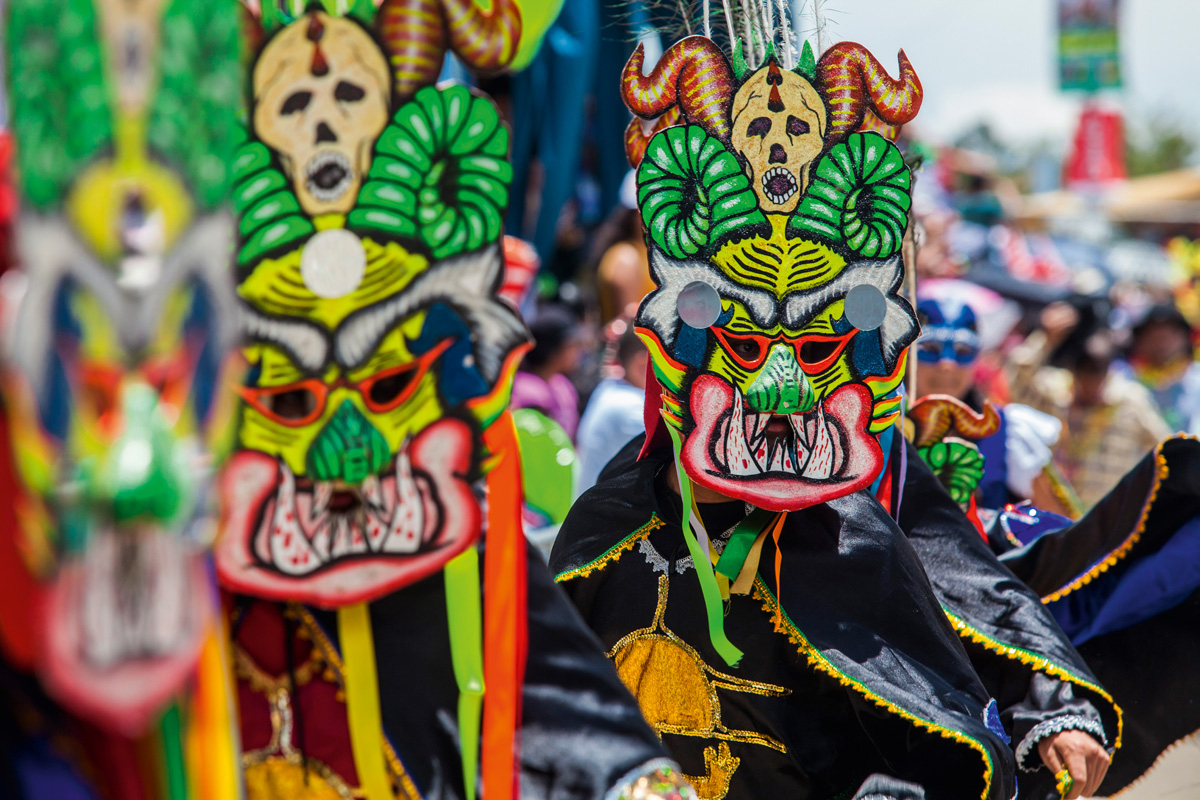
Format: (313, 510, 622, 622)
(12, 737, 97, 800)
(1047, 513, 1200, 645)
(505, 0, 599, 270)
(975, 411, 1008, 509)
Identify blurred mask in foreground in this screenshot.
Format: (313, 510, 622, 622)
(0, 0, 241, 734)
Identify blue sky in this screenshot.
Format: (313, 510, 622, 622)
(800, 0, 1199, 151)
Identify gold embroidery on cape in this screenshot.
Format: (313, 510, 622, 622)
(683, 743, 740, 800)
(235, 632, 355, 800)
(234, 603, 423, 800)
(609, 572, 789, 799)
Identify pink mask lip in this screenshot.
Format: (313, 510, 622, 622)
(40, 549, 212, 737)
(680, 375, 883, 512)
(214, 416, 481, 608)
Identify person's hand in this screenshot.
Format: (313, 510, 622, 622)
(1040, 302, 1080, 349)
(1038, 729, 1110, 799)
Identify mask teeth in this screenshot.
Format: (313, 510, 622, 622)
(313, 481, 333, 519)
(788, 413, 811, 470)
(727, 388, 758, 476)
(768, 439, 786, 473)
(360, 474, 385, 514)
(384, 441, 424, 553)
(270, 463, 321, 574)
(802, 403, 835, 480)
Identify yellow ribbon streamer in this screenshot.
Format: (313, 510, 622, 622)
(339, 603, 393, 800)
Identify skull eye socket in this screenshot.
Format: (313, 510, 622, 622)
(280, 90, 313, 116)
(747, 117, 772, 138)
(334, 81, 366, 102)
(786, 116, 809, 137)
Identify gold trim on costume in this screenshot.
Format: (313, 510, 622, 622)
(1041, 436, 1198, 603)
(944, 609, 1123, 749)
(291, 604, 425, 800)
(555, 515, 667, 582)
(752, 579, 995, 800)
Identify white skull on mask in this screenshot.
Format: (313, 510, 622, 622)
(252, 12, 391, 216)
(730, 61, 827, 214)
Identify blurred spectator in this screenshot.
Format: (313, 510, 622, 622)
(914, 293, 1074, 514)
(1120, 303, 1200, 433)
(574, 320, 647, 495)
(513, 305, 586, 439)
(1008, 302, 1171, 508)
(591, 171, 653, 324)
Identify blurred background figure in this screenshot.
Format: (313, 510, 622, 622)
(1120, 302, 1200, 432)
(575, 317, 647, 495)
(1009, 302, 1171, 508)
(591, 171, 653, 324)
(513, 304, 587, 439)
(915, 289, 1075, 515)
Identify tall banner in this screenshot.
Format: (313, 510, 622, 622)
(1057, 0, 1121, 91)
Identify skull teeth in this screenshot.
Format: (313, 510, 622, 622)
(761, 166, 798, 205)
(305, 150, 353, 203)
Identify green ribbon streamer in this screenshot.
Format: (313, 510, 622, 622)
(159, 703, 188, 800)
(666, 425, 744, 667)
(714, 507, 776, 582)
(445, 548, 485, 800)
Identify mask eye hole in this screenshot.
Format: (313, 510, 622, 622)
(798, 339, 839, 367)
(269, 388, 318, 421)
(747, 117, 772, 138)
(786, 116, 808, 136)
(953, 342, 979, 361)
(334, 81, 365, 102)
(366, 371, 418, 410)
(280, 90, 313, 115)
(919, 341, 942, 357)
(731, 337, 763, 362)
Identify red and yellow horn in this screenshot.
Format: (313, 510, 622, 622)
(377, 0, 522, 101)
(909, 395, 1001, 448)
(624, 107, 681, 168)
(621, 36, 734, 143)
(817, 43, 923, 141)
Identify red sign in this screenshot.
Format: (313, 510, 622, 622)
(1063, 103, 1127, 188)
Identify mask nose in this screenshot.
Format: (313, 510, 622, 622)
(745, 343, 815, 415)
(92, 383, 184, 525)
(769, 143, 788, 164)
(306, 399, 391, 485)
(315, 122, 337, 144)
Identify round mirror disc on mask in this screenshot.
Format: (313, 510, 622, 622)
(677, 281, 722, 329)
(300, 228, 367, 299)
(845, 283, 887, 331)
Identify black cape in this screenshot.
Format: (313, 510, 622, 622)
(893, 438, 1119, 800)
(301, 539, 670, 800)
(552, 444, 1016, 800)
(991, 435, 1200, 794)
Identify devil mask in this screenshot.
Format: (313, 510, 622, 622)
(626, 37, 922, 511)
(0, 0, 241, 734)
(216, 1, 527, 608)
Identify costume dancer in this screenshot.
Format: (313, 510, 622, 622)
(551, 26, 1022, 800)
(0, 0, 244, 795)
(216, 3, 681, 798)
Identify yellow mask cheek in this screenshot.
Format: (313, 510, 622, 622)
(364, 373, 446, 457)
(238, 405, 314, 476)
